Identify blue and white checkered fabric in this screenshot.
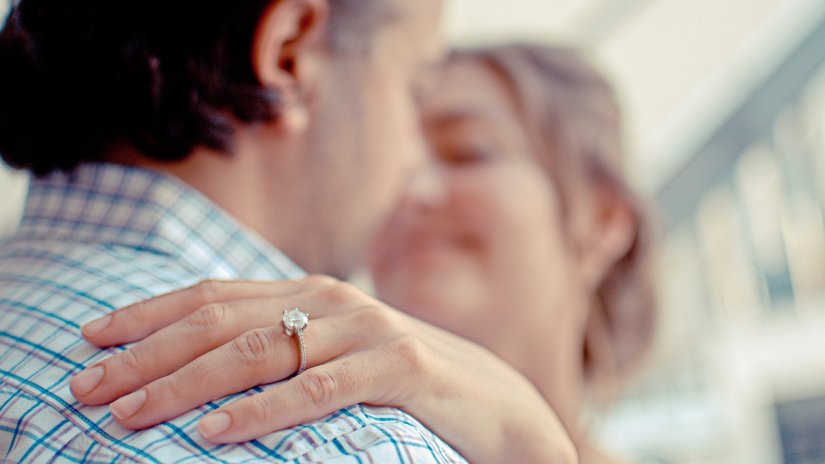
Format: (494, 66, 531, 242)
(0, 163, 465, 463)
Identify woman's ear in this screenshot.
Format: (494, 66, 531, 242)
(251, 0, 330, 134)
(578, 183, 637, 291)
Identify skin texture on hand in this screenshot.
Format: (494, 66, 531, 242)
(71, 278, 578, 464)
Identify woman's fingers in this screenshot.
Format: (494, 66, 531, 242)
(108, 316, 352, 430)
(72, 280, 381, 407)
(197, 350, 396, 443)
(72, 298, 282, 405)
(82, 276, 338, 347)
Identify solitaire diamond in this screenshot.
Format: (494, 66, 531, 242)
(283, 308, 308, 336)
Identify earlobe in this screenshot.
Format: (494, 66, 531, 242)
(278, 104, 310, 134)
(251, 0, 329, 133)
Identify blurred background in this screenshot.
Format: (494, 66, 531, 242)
(2, 0, 825, 462)
(443, 1, 825, 463)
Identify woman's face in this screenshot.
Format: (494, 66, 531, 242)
(368, 58, 587, 361)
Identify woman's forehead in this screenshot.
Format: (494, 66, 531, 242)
(422, 59, 520, 126)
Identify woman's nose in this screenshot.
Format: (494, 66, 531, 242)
(404, 160, 448, 210)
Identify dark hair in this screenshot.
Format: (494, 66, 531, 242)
(456, 45, 657, 392)
(0, 0, 390, 176)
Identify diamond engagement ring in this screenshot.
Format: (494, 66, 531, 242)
(283, 308, 309, 375)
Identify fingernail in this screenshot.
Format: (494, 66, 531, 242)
(110, 389, 147, 420)
(71, 366, 104, 396)
(199, 412, 232, 438)
(83, 315, 112, 335)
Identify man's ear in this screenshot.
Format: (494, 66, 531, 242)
(578, 184, 637, 291)
(251, 0, 330, 134)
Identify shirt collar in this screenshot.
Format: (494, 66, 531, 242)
(19, 163, 305, 281)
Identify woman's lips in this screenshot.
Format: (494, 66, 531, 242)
(384, 229, 481, 267)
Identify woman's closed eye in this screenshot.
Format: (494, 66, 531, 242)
(439, 142, 497, 165)
(433, 122, 504, 166)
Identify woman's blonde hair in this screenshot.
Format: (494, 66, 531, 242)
(455, 44, 657, 391)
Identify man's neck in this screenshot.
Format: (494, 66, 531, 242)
(107, 139, 338, 277)
(108, 143, 276, 253)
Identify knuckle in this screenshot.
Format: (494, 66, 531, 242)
(303, 274, 339, 288)
(297, 369, 339, 410)
(162, 359, 210, 399)
(319, 281, 363, 306)
(161, 371, 188, 398)
(389, 335, 430, 375)
(118, 347, 142, 371)
(124, 300, 149, 325)
(120, 298, 161, 332)
(188, 303, 228, 330)
(247, 393, 278, 425)
(232, 328, 276, 366)
(329, 281, 358, 299)
(192, 280, 223, 307)
(352, 304, 395, 333)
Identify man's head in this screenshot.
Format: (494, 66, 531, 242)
(0, 0, 444, 277)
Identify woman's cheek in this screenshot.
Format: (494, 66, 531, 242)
(449, 166, 506, 243)
(472, 162, 551, 232)
(481, 163, 566, 270)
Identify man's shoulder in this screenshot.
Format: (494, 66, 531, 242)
(0, 239, 466, 463)
(0, 236, 200, 395)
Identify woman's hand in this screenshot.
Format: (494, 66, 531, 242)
(70, 277, 577, 464)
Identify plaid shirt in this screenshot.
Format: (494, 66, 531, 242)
(0, 164, 466, 463)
